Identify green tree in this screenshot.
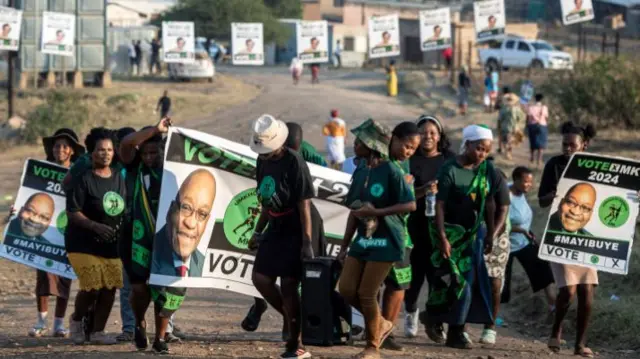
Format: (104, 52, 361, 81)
(153, 0, 293, 45)
(264, 0, 302, 19)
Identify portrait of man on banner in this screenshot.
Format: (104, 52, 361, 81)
(5, 193, 55, 244)
(152, 169, 217, 278)
(547, 182, 596, 236)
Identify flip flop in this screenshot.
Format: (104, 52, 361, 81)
(547, 338, 562, 353)
(574, 347, 594, 358)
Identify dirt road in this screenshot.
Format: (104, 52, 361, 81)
(0, 67, 627, 358)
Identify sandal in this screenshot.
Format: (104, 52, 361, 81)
(378, 319, 394, 347)
(547, 338, 562, 353)
(241, 304, 266, 332)
(574, 346, 594, 358)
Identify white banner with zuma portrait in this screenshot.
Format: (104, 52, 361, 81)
(149, 128, 352, 295)
(539, 153, 640, 275)
(0, 159, 75, 279)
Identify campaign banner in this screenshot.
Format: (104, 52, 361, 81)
(368, 14, 400, 59)
(419, 7, 451, 52)
(162, 21, 195, 63)
(560, 0, 595, 26)
(474, 0, 506, 42)
(538, 153, 640, 275)
(41, 11, 75, 57)
(0, 159, 75, 279)
(296, 20, 329, 64)
(0, 6, 22, 52)
(231, 22, 264, 66)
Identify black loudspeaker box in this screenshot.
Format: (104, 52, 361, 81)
(301, 257, 353, 346)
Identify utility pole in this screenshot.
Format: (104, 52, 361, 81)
(7, 0, 15, 119)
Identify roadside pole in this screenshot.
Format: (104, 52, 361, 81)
(7, 0, 15, 118)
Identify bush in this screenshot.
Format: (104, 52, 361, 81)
(22, 91, 89, 143)
(105, 93, 138, 108)
(540, 57, 640, 129)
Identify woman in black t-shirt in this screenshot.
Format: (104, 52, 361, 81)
(403, 115, 453, 342)
(247, 115, 315, 359)
(66, 128, 126, 346)
(538, 122, 598, 358)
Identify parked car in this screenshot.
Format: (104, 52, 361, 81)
(168, 49, 215, 82)
(478, 37, 573, 71)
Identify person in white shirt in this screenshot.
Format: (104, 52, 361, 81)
(128, 41, 137, 76)
(322, 109, 347, 170)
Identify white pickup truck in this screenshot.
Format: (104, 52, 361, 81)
(478, 37, 573, 71)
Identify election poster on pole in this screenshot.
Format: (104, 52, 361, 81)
(0, 5, 23, 52)
(538, 153, 640, 275)
(149, 127, 363, 327)
(162, 21, 195, 64)
(231, 22, 264, 66)
(368, 14, 400, 59)
(474, 0, 506, 42)
(41, 11, 75, 57)
(296, 20, 329, 64)
(419, 7, 451, 52)
(0, 159, 75, 279)
(560, 0, 595, 26)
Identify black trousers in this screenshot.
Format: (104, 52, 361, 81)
(404, 220, 447, 314)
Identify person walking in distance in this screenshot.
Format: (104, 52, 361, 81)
(322, 109, 347, 170)
(128, 41, 137, 77)
(334, 40, 342, 68)
(149, 38, 162, 75)
(526, 93, 549, 168)
(134, 41, 143, 75)
(155, 90, 171, 119)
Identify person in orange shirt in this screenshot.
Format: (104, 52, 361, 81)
(322, 109, 347, 170)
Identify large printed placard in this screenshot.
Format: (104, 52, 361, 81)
(474, 0, 506, 42)
(296, 20, 329, 64)
(0, 159, 75, 279)
(560, 0, 595, 26)
(538, 153, 640, 275)
(0, 6, 22, 52)
(419, 7, 451, 52)
(41, 11, 75, 57)
(368, 14, 400, 59)
(231, 22, 264, 66)
(149, 128, 352, 291)
(162, 21, 195, 63)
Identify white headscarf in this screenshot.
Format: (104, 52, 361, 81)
(459, 124, 494, 154)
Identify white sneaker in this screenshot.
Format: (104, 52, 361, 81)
(90, 331, 117, 345)
(404, 310, 419, 338)
(69, 319, 85, 345)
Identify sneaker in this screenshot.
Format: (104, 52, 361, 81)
(425, 322, 447, 344)
(28, 326, 48, 338)
(90, 331, 117, 345)
(241, 304, 266, 332)
(479, 329, 497, 344)
(381, 334, 404, 351)
(53, 328, 69, 338)
(171, 326, 186, 340)
(116, 331, 134, 342)
(69, 319, 85, 345)
(445, 330, 472, 350)
(463, 332, 473, 344)
(404, 310, 419, 338)
(280, 348, 311, 358)
(152, 339, 170, 354)
(134, 326, 149, 351)
(164, 332, 181, 343)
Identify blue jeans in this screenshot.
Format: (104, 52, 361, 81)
(120, 271, 176, 333)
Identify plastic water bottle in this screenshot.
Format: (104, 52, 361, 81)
(425, 192, 436, 217)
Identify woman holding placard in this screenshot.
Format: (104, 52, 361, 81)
(21, 129, 84, 338)
(538, 121, 598, 358)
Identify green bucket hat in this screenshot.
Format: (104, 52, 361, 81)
(351, 119, 391, 158)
